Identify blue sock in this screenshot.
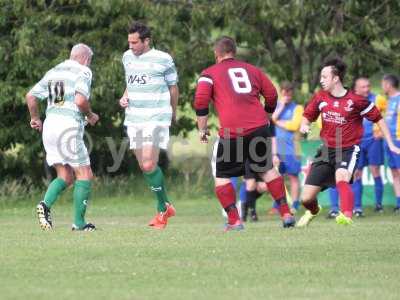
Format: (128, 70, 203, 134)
(239, 181, 247, 203)
(374, 176, 383, 206)
(292, 199, 300, 210)
(396, 197, 400, 208)
(329, 188, 339, 212)
(273, 200, 279, 209)
(352, 179, 363, 211)
(230, 177, 238, 192)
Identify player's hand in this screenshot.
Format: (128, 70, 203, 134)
(87, 112, 99, 126)
(199, 129, 210, 143)
(389, 143, 400, 155)
(300, 123, 310, 134)
(119, 97, 129, 108)
(30, 119, 42, 132)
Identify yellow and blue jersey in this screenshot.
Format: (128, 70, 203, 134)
(362, 93, 387, 140)
(275, 102, 303, 156)
(385, 94, 400, 140)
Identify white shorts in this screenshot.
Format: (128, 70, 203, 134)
(126, 125, 170, 150)
(42, 115, 90, 167)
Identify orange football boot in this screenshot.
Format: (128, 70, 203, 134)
(148, 203, 176, 229)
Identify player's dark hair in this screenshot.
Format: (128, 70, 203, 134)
(129, 22, 151, 41)
(322, 58, 347, 82)
(383, 74, 399, 89)
(280, 81, 295, 91)
(214, 36, 237, 56)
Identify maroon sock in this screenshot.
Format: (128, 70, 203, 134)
(337, 181, 354, 217)
(266, 176, 291, 217)
(303, 199, 320, 215)
(215, 183, 239, 224)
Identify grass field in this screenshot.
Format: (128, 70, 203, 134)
(1, 188, 400, 300)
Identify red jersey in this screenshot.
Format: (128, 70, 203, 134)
(194, 58, 277, 138)
(304, 90, 382, 148)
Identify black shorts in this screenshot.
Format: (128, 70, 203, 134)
(244, 160, 264, 181)
(305, 144, 360, 190)
(211, 126, 273, 178)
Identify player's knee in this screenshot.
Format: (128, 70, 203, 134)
(370, 167, 380, 177)
(335, 169, 351, 182)
(256, 182, 267, 193)
(392, 169, 400, 179)
(301, 189, 317, 204)
(301, 196, 314, 205)
(246, 181, 257, 191)
(288, 174, 299, 183)
(141, 160, 156, 172)
(74, 166, 93, 181)
(353, 170, 362, 180)
(262, 168, 280, 182)
(64, 176, 74, 187)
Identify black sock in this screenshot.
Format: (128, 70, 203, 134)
(246, 190, 262, 211)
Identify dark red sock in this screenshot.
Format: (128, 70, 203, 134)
(215, 183, 239, 224)
(337, 181, 354, 217)
(303, 199, 320, 215)
(266, 176, 291, 217)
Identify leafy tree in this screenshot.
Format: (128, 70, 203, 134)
(1, 0, 399, 182)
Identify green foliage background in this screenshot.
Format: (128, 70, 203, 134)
(1, 0, 399, 182)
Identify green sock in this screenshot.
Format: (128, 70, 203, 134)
(143, 166, 169, 212)
(73, 180, 91, 228)
(43, 178, 67, 208)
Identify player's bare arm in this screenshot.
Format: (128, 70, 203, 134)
(197, 115, 210, 143)
(271, 102, 284, 123)
(169, 85, 179, 124)
(26, 92, 43, 131)
(376, 119, 400, 154)
(119, 88, 129, 108)
(75, 92, 99, 126)
(271, 136, 280, 168)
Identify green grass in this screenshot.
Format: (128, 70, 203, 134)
(1, 193, 399, 300)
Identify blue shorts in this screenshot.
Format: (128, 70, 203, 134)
(279, 155, 301, 176)
(357, 138, 384, 169)
(385, 139, 400, 169)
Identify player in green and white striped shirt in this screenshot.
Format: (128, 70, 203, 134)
(119, 22, 179, 229)
(26, 43, 99, 231)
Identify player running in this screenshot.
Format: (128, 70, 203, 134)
(297, 58, 400, 227)
(194, 36, 295, 231)
(328, 77, 387, 217)
(119, 22, 179, 229)
(26, 44, 99, 231)
(381, 74, 400, 213)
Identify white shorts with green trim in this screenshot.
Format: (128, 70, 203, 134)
(126, 125, 170, 150)
(42, 115, 90, 167)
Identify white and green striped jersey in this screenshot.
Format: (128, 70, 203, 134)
(29, 59, 92, 122)
(122, 48, 178, 127)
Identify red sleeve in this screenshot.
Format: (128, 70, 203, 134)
(194, 73, 213, 116)
(358, 97, 382, 123)
(259, 69, 278, 113)
(303, 93, 321, 122)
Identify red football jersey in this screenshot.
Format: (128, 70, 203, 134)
(194, 58, 277, 138)
(304, 90, 382, 148)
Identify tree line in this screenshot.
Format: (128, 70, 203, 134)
(1, 0, 399, 181)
